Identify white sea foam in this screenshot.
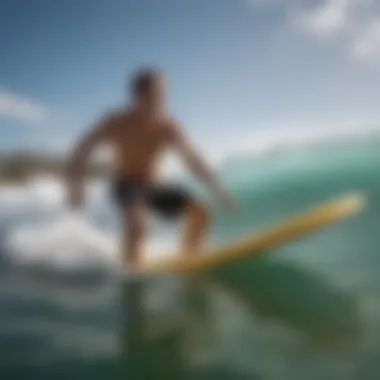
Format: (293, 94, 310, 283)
(4, 210, 178, 272)
(6, 212, 115, 269)
(0, 175, 178, 272)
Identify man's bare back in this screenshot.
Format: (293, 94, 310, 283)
(66, 68, 236, 268)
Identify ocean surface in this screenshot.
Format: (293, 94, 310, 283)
(1, 132, 380, 380)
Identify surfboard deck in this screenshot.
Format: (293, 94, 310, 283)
(136, 193, 365, 276)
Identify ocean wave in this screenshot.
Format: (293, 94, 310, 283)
(225, 123, 380, 163)
(1, 126, 379, 274)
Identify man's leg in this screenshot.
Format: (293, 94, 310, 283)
(148, 185, 210, 256)
(121, 202, 148, 268)
(181, 200, 209, 255)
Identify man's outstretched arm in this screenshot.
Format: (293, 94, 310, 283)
(66, 114, 112, 208)
(168, 121, 236, 210)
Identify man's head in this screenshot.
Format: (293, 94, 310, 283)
(130, 68, 166, 112)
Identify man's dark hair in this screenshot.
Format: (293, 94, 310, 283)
(131, 68, 162, 97)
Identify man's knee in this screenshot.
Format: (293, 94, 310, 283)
(124, 204, 147, 238)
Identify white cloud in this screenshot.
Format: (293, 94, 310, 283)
(292, 0, 380, 61)
(351, 19, 380, 61)
(0, 89, 48, 124)
(293, 0, 356, 39)
(247, 0, 380, 62)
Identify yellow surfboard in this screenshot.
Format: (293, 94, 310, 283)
(138, 193, 365, 276)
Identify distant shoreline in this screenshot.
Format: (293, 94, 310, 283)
(0, 151, 109, 183)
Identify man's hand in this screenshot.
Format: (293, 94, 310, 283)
(217, 190, 238, 212)
(67, 181, 85, 209)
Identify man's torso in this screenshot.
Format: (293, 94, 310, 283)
(105, 109, 173, 183)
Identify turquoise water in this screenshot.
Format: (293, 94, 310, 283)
(1, 138, 380, 379)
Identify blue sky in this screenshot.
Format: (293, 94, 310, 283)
(1, 0, 380, 163)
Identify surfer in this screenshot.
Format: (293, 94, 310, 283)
(65, 68, 236, 268)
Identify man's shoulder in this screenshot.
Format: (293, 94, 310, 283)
(161, 114, 181, 135)
(97, 107, 133, 132)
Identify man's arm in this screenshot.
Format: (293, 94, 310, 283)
(167, 121, 236, 210)
(66, 113, 113, 207)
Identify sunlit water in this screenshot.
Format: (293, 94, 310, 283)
(1, 137, 380, 380)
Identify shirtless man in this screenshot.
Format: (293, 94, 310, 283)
(66, 68, 236, 268)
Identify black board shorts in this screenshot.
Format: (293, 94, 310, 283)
(111, 177, 193, 218)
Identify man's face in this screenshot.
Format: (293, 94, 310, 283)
(141, 76, 166, 112)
